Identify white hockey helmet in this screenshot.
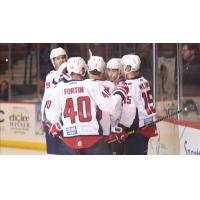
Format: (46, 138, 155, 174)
(121, 54, 141, 73)
(67, 57, 87, 76)
(87, 56, 105, 73)
(50, 47, 67, 60)
(106, 58, 121, 70)
(50, 47, 68, 66)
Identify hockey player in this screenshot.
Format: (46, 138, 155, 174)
(105, 58, 127, 154)
(87, 56, 128, 154)
(45, 57, 129, 155)
(105, 58, 121, 83)
(119, 54, 158, 155)
(41, 47, 68, 154)
(87, 56, 114, 139)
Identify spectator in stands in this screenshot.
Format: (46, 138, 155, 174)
(182, 44, 192, 65)
(182, 44, 200, 65)
(0, 80, 9, 101)
(182, 44, 200, 85)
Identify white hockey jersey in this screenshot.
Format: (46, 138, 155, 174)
(45, 79, 123, 137)
(97, 80, 115, 135)
(120, 76, 157, 131)
(41, 70, 69, 122)
(101, 80, 123, 132)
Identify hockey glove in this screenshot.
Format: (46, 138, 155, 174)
(53, 62, 68, 84)
(115, 131, 128, 142)
(49, 123, 62, 136)
(105, 132, 128, 143)
(58, 61, 68, 74)
(105, 126, 128, 143)
(113, 81, 129, 100)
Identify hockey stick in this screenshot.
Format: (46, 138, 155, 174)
(89, 49, 93, 58)
(107, 106, 188, 144)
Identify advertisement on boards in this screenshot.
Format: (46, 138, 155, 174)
(0, 103, 45, 143)
(179, 126, 200, 155)
(1, 103, 35, 135)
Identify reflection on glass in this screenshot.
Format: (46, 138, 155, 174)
(156, 44, 178, 117)
(181, 43, 200, 123)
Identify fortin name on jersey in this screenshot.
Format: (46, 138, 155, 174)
(64, 87, 84, 95)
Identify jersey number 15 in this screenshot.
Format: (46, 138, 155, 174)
(142, 90, 156, 115)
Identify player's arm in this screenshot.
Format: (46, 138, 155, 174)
(44, 83, 62, 124)
(53, 62, 68, 84)
(89, 81, 128, 116)
(41, 74, 53, 122)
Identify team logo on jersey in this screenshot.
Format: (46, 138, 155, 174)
(144, 117, 153, 125)
(66, 126, 78, 136)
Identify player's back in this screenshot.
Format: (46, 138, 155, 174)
(56, 79, 107, 137)
(94, 80, 115, 136)
(126, 76, 156, 127)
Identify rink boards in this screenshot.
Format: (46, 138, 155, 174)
(0, 101, 200, 154)
(0, 102, 46, 151)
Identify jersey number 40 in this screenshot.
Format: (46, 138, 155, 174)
(64, 96, 92, 124)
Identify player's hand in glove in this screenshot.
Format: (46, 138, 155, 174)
(105, 132, 128, 143)
(53, 62, 68, 84)
(49, 124, 62, 137)
(113, 81, 129, 100)
(114, 131, 128, 142)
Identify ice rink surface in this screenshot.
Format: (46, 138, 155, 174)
(0, 147, 46, 155)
